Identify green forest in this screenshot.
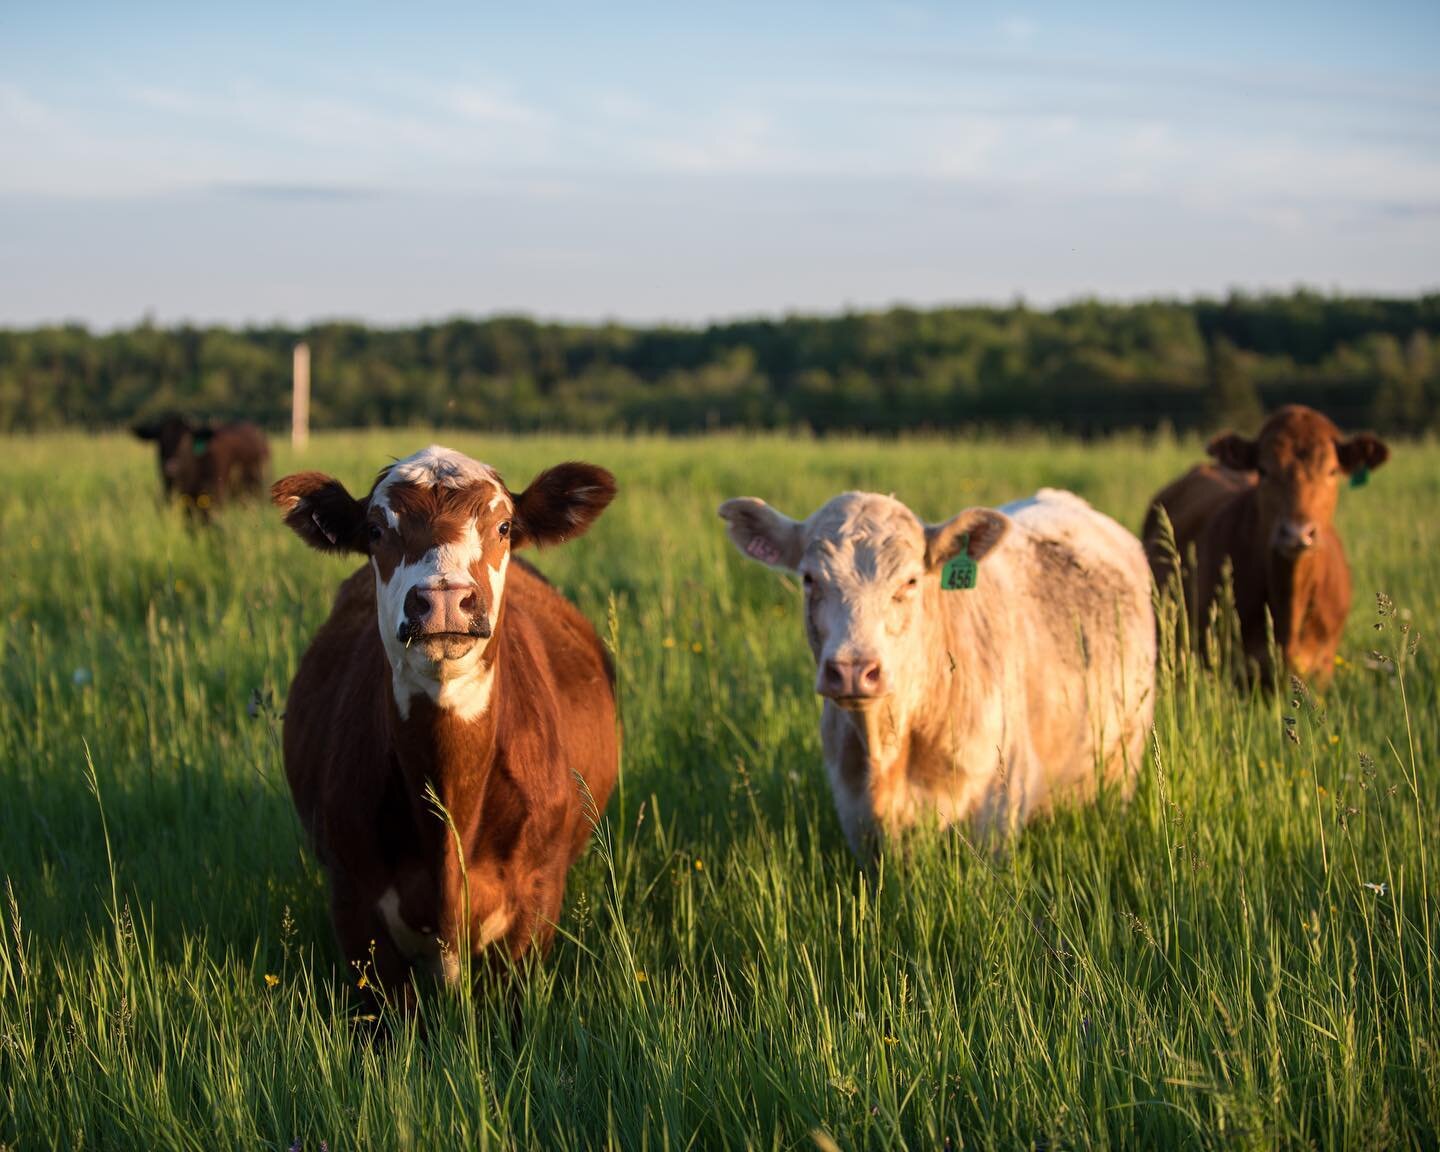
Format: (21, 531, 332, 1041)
(2, 290, 1437, 435)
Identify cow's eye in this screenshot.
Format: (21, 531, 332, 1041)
(498, 520, 511, 538)
(367, 523, 384, 543)
(895, 577, 919, 601)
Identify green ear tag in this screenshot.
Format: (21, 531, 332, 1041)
(1350, 466, 1369, 489)
(941, 532, 978, 591)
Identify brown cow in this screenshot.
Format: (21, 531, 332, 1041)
(272, 445, 618, 1005)
(133, 413, 270, 512)
(1143, 405, 1389, 687)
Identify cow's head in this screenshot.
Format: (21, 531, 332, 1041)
(133, 414, 220, 494)
(1207, 405, 1388, 560)
(274, 446, 615, 717)
(719, 492, 1008, 708)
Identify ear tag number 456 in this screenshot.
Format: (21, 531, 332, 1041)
(941, 533, 978, 591)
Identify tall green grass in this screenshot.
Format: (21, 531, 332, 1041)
(1, 430, 1435, 1149)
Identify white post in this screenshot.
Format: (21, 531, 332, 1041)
(292, 341, 311, 452)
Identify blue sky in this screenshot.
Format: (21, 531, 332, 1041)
(2, 0, 1437, 328)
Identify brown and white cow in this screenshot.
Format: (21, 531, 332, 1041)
(720, 488, 1156, 857)
(133, 413, 270, 512)
(1143, 405, 1389, 687)
(272, 445, 618, 1003)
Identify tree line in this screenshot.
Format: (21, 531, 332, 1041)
(1, 290, 1437, 436)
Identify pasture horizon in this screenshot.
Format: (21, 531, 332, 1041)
(1, 428, 1436, 1148)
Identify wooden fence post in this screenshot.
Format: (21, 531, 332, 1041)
(292, 341, 311, 452)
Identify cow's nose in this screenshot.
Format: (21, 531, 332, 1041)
(401, 584, 486, 638)
(1275, 520, 1318, 554)
(820, 657, 887, 700)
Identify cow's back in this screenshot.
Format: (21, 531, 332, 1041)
(211, 422, 270, 496)
(992, 489, 1155, 808)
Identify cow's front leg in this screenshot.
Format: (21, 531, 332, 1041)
(328, 884, 416, 1015)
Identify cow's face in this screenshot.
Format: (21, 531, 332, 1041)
(274, 446, 616, 718)
(365, 450, 514, 676)
(1208, 406, 1389, 560)
(133, 413, 193, 460)
(720, 492, 1008, 709)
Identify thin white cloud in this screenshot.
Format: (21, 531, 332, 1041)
(446, 84, 545, 126)
(997, 16, 1037, 47)
(0, 82, 66, 131)
(628, 109, 777, 173)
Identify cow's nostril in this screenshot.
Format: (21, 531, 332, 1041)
(861, 663, 882, 687)
(460, 589, 477, 614)
(404, 586, 429, 621)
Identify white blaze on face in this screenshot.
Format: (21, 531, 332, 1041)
(367, 446, 513, 721)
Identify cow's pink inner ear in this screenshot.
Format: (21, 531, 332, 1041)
(717, 498, 803, 570)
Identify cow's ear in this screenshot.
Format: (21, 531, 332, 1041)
(925, 508, 1009, 572)
(271, 472, 369, 554)
(1206, 432, 1259, 472)
(132, 422, 160, 441)
(1336, 432, 1389, 475)
(511, 462, 617, 549)
(717, 498, 804, 570)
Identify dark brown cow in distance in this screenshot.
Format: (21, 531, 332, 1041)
(272, 445, 618, 1005)
(133, 413, 270, 511)
(1143, 404, 1389, 686)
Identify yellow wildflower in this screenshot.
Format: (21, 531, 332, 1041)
(635, 970, 648, 983)
(694, 859, 704, 872)
(691, 641, 703, 654)
(357, 972, 369, 990)
(662, 637, 676, 649)
(264, 973, 279, 989)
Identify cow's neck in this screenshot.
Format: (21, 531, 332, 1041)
(1266, 543, 1335, 656)
(386, 654, 503, 860)
(847, 588, 994, 787)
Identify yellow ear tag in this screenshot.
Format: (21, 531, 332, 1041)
(941, 532, 978, 591)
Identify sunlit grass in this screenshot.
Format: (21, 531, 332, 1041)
(1, 429, 1436, 1149)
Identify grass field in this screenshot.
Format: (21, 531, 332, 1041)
(1, 430, 1436, 1150)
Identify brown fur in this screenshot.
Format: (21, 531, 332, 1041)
(1143, 404, 1389, 687)
(274, 450, 618, 1004)
(134, 414, 270, 512)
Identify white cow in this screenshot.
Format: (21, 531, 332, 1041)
(719, 488, 1156, 857)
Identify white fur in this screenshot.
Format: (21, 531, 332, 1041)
(740, 488, 1156, 855)
(376, 445, 499, 499)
